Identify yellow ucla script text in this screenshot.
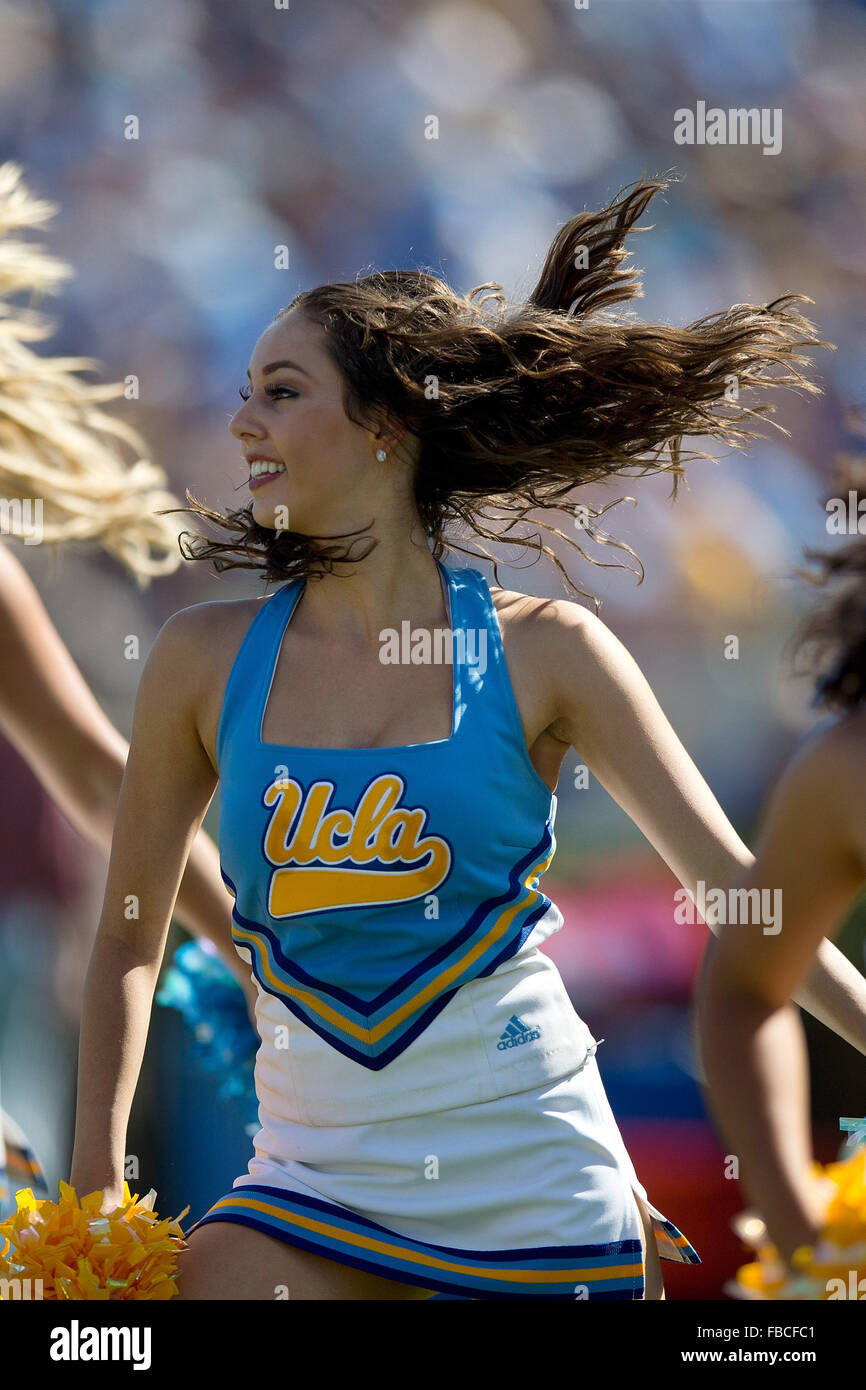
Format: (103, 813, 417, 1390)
(262, 773, 452, 918)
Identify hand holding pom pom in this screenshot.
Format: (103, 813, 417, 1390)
(0, 1181, 189, 1299)
(728, 1149, 866, 1300)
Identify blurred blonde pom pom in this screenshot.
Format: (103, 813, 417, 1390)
(0, 161, 188, 585)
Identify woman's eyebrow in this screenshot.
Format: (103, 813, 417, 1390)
(246, 359, 311, 380)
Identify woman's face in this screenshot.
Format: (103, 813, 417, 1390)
(230, 310, 380, 535)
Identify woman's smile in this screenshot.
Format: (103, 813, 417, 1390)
(247, 455, 287, 490)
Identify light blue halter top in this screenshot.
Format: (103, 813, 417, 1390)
(216, 559, 560, 1070)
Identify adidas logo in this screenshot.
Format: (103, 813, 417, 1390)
(496, 1014, 541, 1051)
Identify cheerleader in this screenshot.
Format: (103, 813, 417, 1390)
(0, 162, 255, 1213)
(71, 177, 866, 1300)
(698, 466, 866, 1271)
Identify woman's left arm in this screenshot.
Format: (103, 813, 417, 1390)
(542, 601, 866, 1054)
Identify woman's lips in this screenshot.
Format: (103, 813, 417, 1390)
(249, 464, 287, 491)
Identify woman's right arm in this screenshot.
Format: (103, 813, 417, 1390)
(69, 605, 219, 1208)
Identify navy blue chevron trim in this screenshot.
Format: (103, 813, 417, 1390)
(219, 820, 555, 1014)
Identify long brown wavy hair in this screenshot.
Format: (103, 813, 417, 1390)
(177, 175, 831, 604)
(793, 453, 866, 714)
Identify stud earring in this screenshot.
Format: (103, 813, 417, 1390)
(376, 448, 387, 462)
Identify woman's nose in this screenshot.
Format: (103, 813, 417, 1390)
(229, 406, 265, 439)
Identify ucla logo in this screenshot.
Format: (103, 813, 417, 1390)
(261, 772, 452, 918)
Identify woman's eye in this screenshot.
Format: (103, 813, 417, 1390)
(237, 384, 297, 401)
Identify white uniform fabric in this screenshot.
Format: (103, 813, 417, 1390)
(248, 905, 600, 1128)
(202, 919, 700, 1294)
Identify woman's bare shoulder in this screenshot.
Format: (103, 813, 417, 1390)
(488, 583, 586, 626)
(488, 583, 603, 665)
(783, 710, 866, 797)
(761, 711, 866, 866)
(488, 585, 598, 743)
(161, 591, 271, 648)
(156, 592, 274, 709)
(155, 593, 276, 770)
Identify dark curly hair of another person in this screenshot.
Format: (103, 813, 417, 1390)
(794, 456, 866, 714)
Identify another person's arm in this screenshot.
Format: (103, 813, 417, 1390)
(696, 720, 866, 1260)
(69, 606, 219, 1209)
(0, 544, 250, 999)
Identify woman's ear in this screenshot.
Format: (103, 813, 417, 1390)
(365, 406, 409, 459)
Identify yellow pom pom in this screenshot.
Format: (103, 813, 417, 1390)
(730, 1148, 866, 1300)
(0, 1182, 190, 1300)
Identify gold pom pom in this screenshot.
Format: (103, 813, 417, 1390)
(0, 1181, 189, 1300)
(728, 1149, 866, 1300)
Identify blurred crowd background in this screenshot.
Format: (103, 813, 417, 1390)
(1, 0, 865, 1298)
